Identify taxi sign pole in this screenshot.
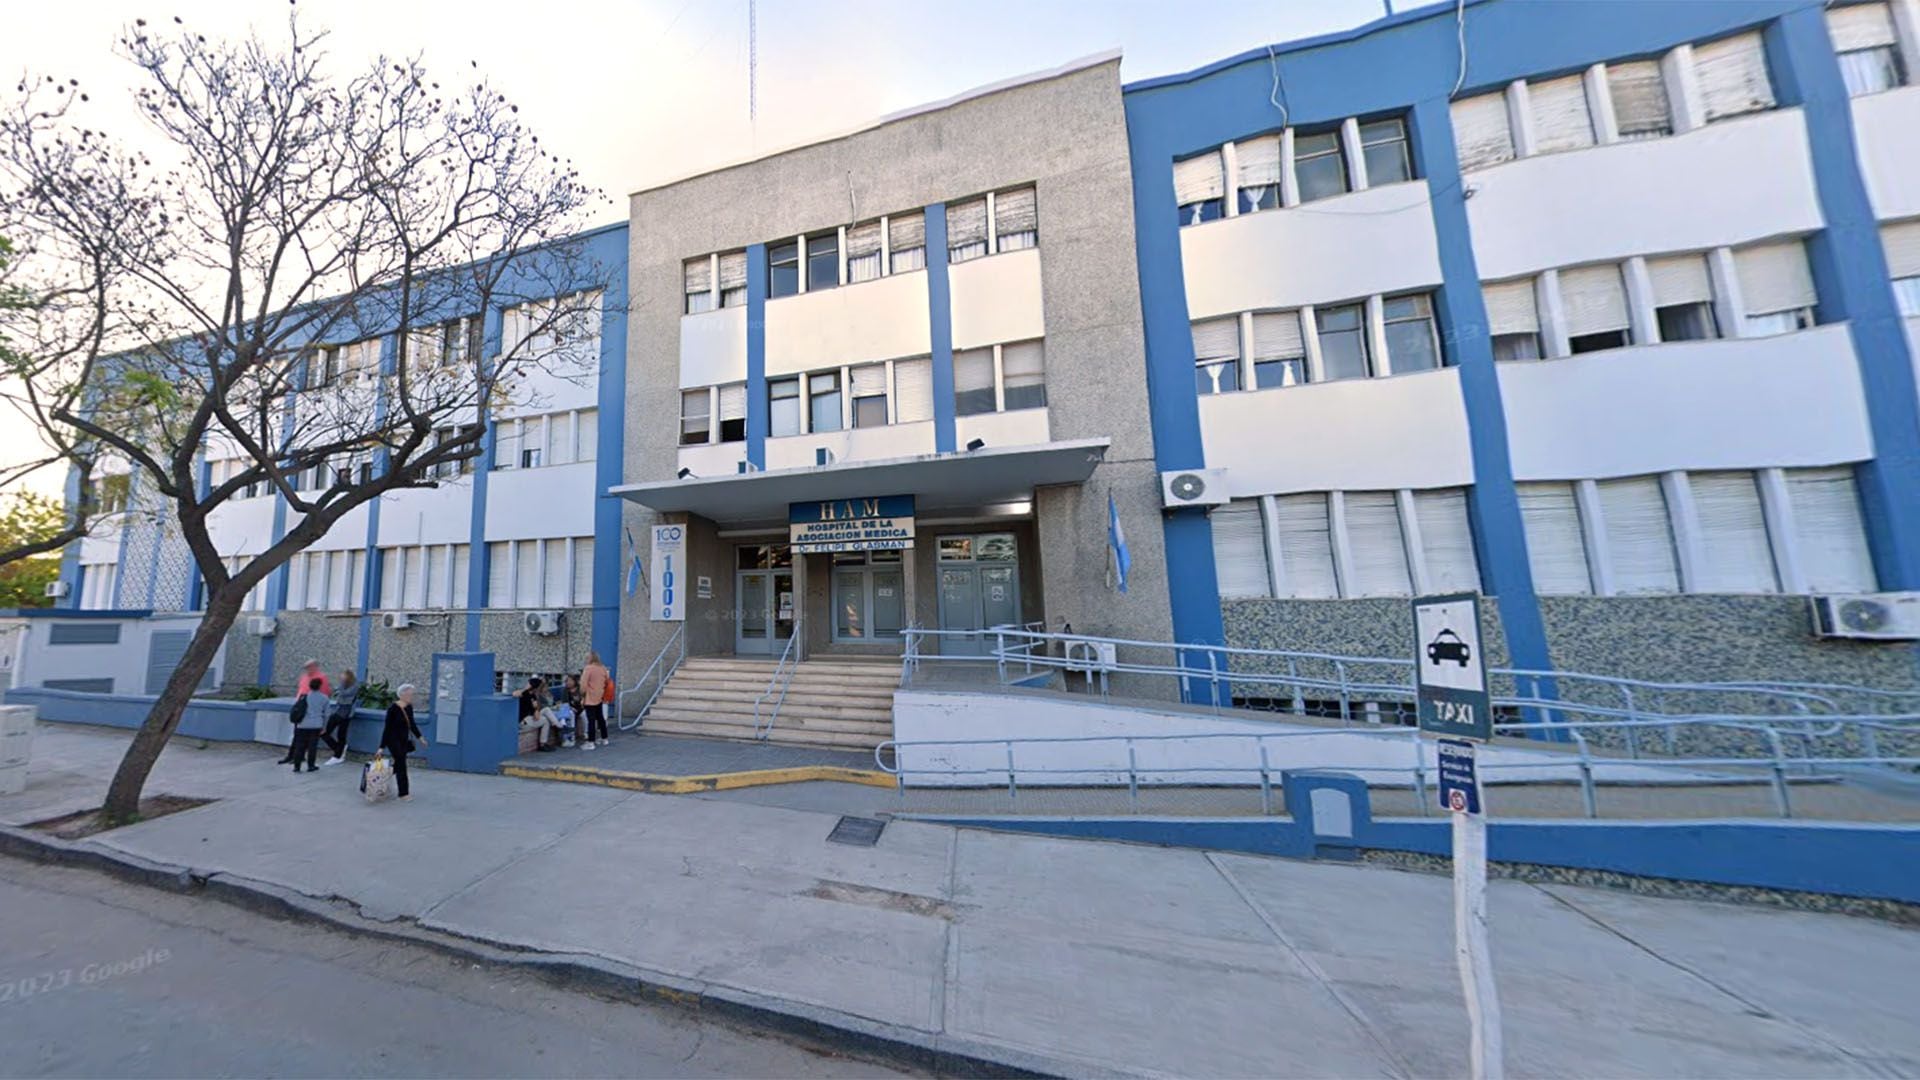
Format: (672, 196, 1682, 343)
(1413, 594, 1503, 1080)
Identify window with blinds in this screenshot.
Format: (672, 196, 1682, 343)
(1786, 467, 1877, 592)
(1484, 278, 1542, 361)
(329, 551, 354, 610)
(1529, 74, 1596, 154)
(1251, 311, 1307, 389)
(1829, 2, 1906, 96)
(1694, 32, 1776, 122)
(888, 212, 926, 273)
(717, 383, 748, 442)
(846, 221, 884, 284)
(542, 539, 568, 607)
(1344, 492, 1413, 597)
(1191, 317, 1241, 395)
(1882, 221, 1920, 317)
(571, 538, 595, 605)
(349, 550, 368, 611)
(1416, 489, 1481, 592)
(681, 389, 711, 446)
(452, 545, 471, 609)
(1452, 91, 1515, 171)
(717, 251, 748, 307)
(1597, 476, 1680, 594)
(1559, 264, 1632, 350)
(994, 187, 1038, 251)
(487, 542, 511, 608)
(850, 363, 889, 427)
(1236, 135, 1282, 213)
(1002, 341, 1047, 410)
(1648, 253, 1719, 342)
(1690, 471, 1778, 592)
(1518, 482, 1593, 594)
(1211, 500, 1272, 599)
(380, 549, 403, 609)
(426, 546, 450, 608)
(305, 551, 329, 610)
(954, 349, 996, 416)
(1607, 60, 1672, 139)
(894, 358, 933, 423)
(1173, 150, 1225, 225)
(1734, 240, 1817, 332)
(576, 409, 598, 462)
(683, 257, 714, 314)
(514, 540, 542, 607)
(1273, 493, 1339, 599)
(402, 544, 427, 607)
(947, 198, 988, 263)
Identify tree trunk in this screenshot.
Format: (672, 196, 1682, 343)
(100, 589, 248, 825)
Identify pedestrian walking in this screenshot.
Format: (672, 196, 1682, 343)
(580, 652, 612, 750)
(289, 676, 329, 772)
(276, 659, 334, 764)
(319, 669, 362, 766)
(382, 683, 428, 801)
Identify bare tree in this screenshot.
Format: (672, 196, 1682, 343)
(0, 9, 609, 823)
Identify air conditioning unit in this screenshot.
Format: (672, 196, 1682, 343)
(43, 581, 71, 599)
(1064, 639, 1118, 673)
(246, 616, 278, 638)
(524, 610, 562, 636)
(382, 611, 413, 631)
(1160, 469, 1229, 509)
(1811, 592, 1920, 641)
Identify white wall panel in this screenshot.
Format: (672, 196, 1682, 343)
(290, 502, 370, 553)
(1851, 86, 1920, 220)
(1500, 325, 1872, 480)
(949, 248, 1046, 350)
(375, 477, 475, 548)
(1199, 368, 1473, 496)
(1181, 181, 1442, 319)
(953, 408, 1052, 453)
(204, 496, 277, 556)
(763, 420, 938, 472)
(764, 271, 930, 376)
(679, 306, 748, 389)
(483, 461, 596, 541)
(1467, 108, 1824, 280)
(677, 441, 753, 480)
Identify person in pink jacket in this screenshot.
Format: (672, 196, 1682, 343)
(580, 652, 612, 750)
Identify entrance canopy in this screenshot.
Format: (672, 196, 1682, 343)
(611, 437, 1110, 527)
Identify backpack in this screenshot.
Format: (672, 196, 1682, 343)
(288, 695, 309, 727)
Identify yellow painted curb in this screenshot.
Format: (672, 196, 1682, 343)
(499, 761, 897, 794)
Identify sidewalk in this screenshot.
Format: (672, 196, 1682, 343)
(6, 723, 1919, 1078)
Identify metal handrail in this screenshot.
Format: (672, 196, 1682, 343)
(617, 624, 686, 732)
(754, 614, 803, 739)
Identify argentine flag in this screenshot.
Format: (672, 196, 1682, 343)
(625, 528, 644, 597)
(1108, 494, 1131, 594)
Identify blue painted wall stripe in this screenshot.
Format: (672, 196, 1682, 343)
(465, 305, 505, 653)
(591, 231, 631, 666)
(926, 204, 958, 456)
(186, 458, 211, 612)
(355, 334, 398, 678)
(745, 243, 769, 470)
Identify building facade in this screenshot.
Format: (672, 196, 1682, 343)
(50, 0, 1920, 705)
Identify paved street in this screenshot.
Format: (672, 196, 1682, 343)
(0, 856, 908, 1079)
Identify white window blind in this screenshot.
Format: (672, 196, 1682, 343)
(948, 198, 988, 252)
(1236, 135, 1282, 205)
(717, 382, 748, 423)
(1694, 32, 1776, 122)
(1273, 494, 1338, 599)
(1250, 312, 1304, 359)
(850, 363, 888, 398)
(1211, 500, 1272, 599)
(1001, 341, 1045, 406)
(1597, 476, 1679, 594)
(894, 358, 933, 423)
(1787, 467, 1877, 592)
(487, 542, 511, 608)
(1344, 492, 1413, 597)
(1191, 318, 1241, 363)
(452, 545, 471, 609)
(954, 349, 995, 397)
(1691, 471, 1778, 592)
(427, 545, 450, 608)
(1881, 221, 1920, 279)
(1607, 60, 1672, 138)
(1559, 264, 1632, 336)
(888, 212, 925, 258)
(1529, 75, 1597, 153)
(1483, 279, 1540, 336)
(1518, 482, 1593, 594)
(1828, 3, 1899, 50)
(1451, 92, 1515, 171)
(1173, 150, 1225, 207)
(548, 413, 575, 466)
(515, 540, 541, 607)
(329, 551, 353, 610)
(543, 539, 568, 606)
(1647, 253, 1714, 306)
(572, 538, 595, 605)
(994, 187, 1037, 245)
(380, 549, 403, 609)
(349, 550, 367, 611)
(1415, 489, 1481, 592)
(717, 251, 748, 292)
(403, 545, 426, 607)
(847, 221, 883, 283)
(576, 408, 598, 462)
(683, 257, 711, 296)
(1734, 241, 1817, 316)
(285, 554, 307, 610)
(305, 552, 328, 610)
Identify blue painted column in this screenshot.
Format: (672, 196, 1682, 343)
(1767, 11, 1920, 589)
(185, 458, 211, 612)
(465, 307, 504, 652)
(745, 243, 769, 470)
(258, 352, 308, 685)
(1410, 97, 1559, 728)
(355, 335, 396, 677)
(926, 204, 958, 455)
(591, 256, 630, 664)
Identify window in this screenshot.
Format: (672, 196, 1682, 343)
(1359, 119, 1412, 185)
(1452, 91, 1515, 172)
(571, 538, 595, 606)
(1882, 221, 1920, 316)
(1002, 341, 1046, 410)
(1315, 303, 1371, 381)
(769, 377, 801, 437)
(1174, 150, 1225, 225)
(1293, 131, 1349, 203)
(684, 257, 714, 314)
(1518, 481, 1593, 594)
(1597, 476, 1680, 594)
(1529, 74, 1596, 154)
(948, 198, 989, 263)
(1273, 494, 1338, 598)
(1559, 264, 1633, 353)
(1693, 31, 1775, 123)
(1829, 3, 1906, 96)
(1236, 135, 1281, 213)
(1787, 467, 1876, 592)
(487, 541, 511, 608)
(1382, 294, 1440, 373)
(1416, 489, 1481, 592)
(1212, 501, 1271, 599)
(1607, 60, 1672, 140)
(718, 251, 748, 307)
(809, 371, 843, 433)
(576, 409, 598, 463)
(1343, 492, 1413, 597)
(1647, 254, 1719, 342)
(717, 382, 748, 442)
(889, 211, 926, 273)
(954, 349, 996, 416)
(994, 187, 1037, 252)
(542, 538, 568, 607)
(1484, 279, 1542, 361)
(452, 545, 471, 609)
(95, 473, 131, 515)
(380, 548, 404, 609)
(805, 232, 839, 291)
(1251, 311, 1307, 388)
(850, 364, 888, 427)
(426, 545, 450, 608)
(769, 240, 800, 298)
(681, 389, 711, 446)
(1191, 318, 1241, 395)
(1690, 471, 1778, 592)
(1734, 240, 1816, 336)
(893, 358, 933, 423)
(847, 222, 883, 283)
(519, 417, 543, 469)
(514, 539, 542, 607)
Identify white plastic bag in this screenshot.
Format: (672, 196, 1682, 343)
(361, 753, 395, 804)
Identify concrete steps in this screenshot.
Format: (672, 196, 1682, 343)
(644, 655, 899, 751)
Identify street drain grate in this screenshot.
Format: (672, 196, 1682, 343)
(827, 815, 885, 847)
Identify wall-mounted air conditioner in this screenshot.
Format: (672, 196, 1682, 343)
(1065, 640, 1117, 673)
(524, 610, 562, 636)
(43, 581, 71, 599)
(382, 611, 413, 630)
(1810, 592, 1920, 641)
(246, 616, 277, 637)
(1160, 469, 1229, 509)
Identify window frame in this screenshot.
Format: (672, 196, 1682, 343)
(768, 240, 800, 299)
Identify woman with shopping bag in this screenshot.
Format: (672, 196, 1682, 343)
(381, 683, 428, 802)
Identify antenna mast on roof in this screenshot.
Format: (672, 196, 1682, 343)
(748, 0, 758, 127)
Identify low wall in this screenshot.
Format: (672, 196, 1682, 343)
(6, 686, 391, 754)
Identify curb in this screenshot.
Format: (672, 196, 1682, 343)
(499, 761, 898, 794)
(0, 823, 1053, 1079)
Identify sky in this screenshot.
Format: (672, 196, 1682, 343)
(0, 0, 1395, 495)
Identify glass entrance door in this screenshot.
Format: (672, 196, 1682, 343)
(830, 552, 906, 646)
(935, 532, 1022, 657)
(735, 569, 794, 655)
